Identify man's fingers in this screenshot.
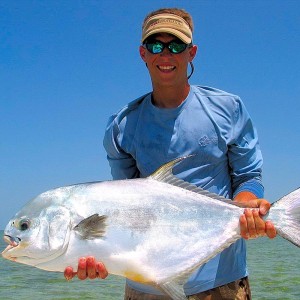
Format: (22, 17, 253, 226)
(77, 257, 88, 280)
(252, 209, 266, 236)
(239, 200, 277, 240)
(87, 256, 97, 279)
(244, 208, 257, 237)
(64, 257, 108, 281)
(64, 266, 76, 281)
(258, 200, 271, 216)
(265, 221, 277, 239)
(96, 261, 109, 279)
(240, 208, 266, 239)
(239, 214, 249, 239)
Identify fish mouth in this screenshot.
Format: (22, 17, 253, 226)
(3, 235, 20, 247)
(2, 235, 21, 260)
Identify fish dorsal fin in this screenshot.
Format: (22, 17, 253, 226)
(149, 156, 188, 181)
(74, 214, 108, 240)
(150, 156, 246, 207)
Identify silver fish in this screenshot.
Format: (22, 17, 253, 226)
(2, 157, 300, 299)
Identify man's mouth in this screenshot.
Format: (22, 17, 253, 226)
(157, 65, 176, 72)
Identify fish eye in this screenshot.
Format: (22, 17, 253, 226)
(19, 219, 31, 231)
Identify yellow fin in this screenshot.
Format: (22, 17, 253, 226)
(123, 271, 149, 283)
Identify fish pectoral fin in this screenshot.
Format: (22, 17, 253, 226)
(159, 281, 187, 300)
(74, 214, 108, 240)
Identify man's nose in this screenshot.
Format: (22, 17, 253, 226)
(160, 47, 172, 56)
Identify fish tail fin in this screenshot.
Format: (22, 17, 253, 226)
(268, 187, 300, 247)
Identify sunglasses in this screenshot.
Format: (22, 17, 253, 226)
(144, 40, 191, 54)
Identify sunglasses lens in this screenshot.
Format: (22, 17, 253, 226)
(146, 42, 164, 54)
(169, 42, 187, 54)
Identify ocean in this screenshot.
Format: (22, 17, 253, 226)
(0, 231, 299, 299)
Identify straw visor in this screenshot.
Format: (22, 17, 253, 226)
(141, 13, 192, 44)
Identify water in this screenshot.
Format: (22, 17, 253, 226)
(1, 231, 299, 299)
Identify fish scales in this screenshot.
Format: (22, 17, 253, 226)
(39, 178, 242, 280)
(2, 156, 300, 300)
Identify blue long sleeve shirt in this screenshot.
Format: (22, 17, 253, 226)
(103, 85, 263, 295)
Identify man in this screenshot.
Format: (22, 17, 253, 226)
(65, 8, 276, 299)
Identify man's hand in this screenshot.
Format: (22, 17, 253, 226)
(64, 256, 108, 281)
(235, 192, 277, 240)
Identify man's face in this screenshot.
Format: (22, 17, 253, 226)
(139, 33, 197, 88)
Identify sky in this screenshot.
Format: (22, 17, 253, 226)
(1, 0, 299, 230)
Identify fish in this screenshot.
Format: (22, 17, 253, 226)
(2, 156, 300, 300)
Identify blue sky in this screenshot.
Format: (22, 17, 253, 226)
(1, 0, 299, 229)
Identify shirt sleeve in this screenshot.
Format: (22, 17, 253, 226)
(227, 97, 264, 199)
(103, 115, 140, 180)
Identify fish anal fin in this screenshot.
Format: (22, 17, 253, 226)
(74, 214, 108, 240)
(159, 281, 187, 300)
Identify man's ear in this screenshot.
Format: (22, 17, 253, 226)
(188, 45, 198, 62)
(139, 45, 147, 62)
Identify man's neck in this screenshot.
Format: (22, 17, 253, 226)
(151, 83, 191, 108)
